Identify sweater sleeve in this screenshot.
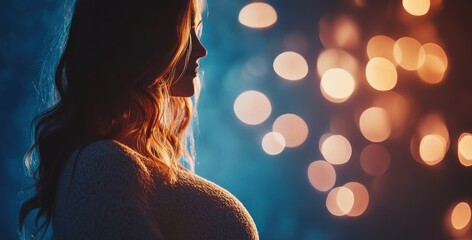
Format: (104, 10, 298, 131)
(58, 140, 164, 240)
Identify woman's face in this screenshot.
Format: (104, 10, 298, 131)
(170, 24, 207, 97)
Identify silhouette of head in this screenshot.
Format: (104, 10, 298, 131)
(56, 0, 208, 137)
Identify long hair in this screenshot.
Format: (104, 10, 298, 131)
(19, 0, 204, 238)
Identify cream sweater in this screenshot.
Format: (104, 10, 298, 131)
(52, 140, 258, 239)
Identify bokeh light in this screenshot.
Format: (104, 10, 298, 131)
(353, 0, 365, 7)
(458, 133, 472, 167)
(326, 187, 344, 216)
(234, 90, 272, 125)
(320, 68, 355, 103)
(337, 187, 355, 215)
(402, 0, 431, 16)
(317, 48, 359, 78)
(262, 132, 286, 155)
(422, 43, 448, 69)
(410, 113, 450, 165)
(307, 160, 336, 192)
(394, 37, 426, 71)
(419, 134, 447, 165)
(372, 91, 410, 138)
(238, 3, 277, 29)
(319, 14, 360, 49)
(326, 187, 354, 216)
(367, 35, 397, 65)
(418, 55, 446, 84)
(320, 134, 352, 165)
(359, 107, 391, 142)
(451, 202, 471, 230)
(417, 113, 450, 149)
(273, 51, 309, 81)
(365, 57, 398, 91)
(344, 182, 370, 217)
(446, 201, 472, 237)
(360, 144, 391, 176)
(418, 43, 448, 84)
(272, 114, 309, 148)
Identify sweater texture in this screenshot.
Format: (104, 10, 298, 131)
(52, 139, 259, 240)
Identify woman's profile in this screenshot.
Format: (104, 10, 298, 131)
(18, 0, 258, 239)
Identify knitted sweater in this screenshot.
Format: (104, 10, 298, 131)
(52, 140, 259, 239)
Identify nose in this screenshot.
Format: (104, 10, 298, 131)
(191, 31, 207, 59)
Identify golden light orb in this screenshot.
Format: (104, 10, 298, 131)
(422, 43, 448, 69)
(418, 43, 448, 84)
(367, 35, 397, 65)
(359, 107, 391, 142)
(402, 0, 431, 16)
(273, 51, 309, 81)
(272, 114, 309, 148)
(417, 113, 450, 149)
(307, 160, 337, 192)
(458, 133, 472, 167)
(320, 134, 352, 165)
(394, 37, 425, 71)
(419, 134, 447, 165)
(326, 187, 354, 216)
(239, 3, 277, 29)
(344, 182, 370, 217)
(317, 48, 358, 78)
(451, 202, 471, 230)
(320, 68, 355, 103)
(262, 132, 286, 155)
(365, 57, 398, 91)
(233, 90, 271, 125)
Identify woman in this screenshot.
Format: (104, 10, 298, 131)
(18, 0, 259, 239)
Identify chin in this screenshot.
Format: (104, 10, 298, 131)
(172, 88, 195, 97)
(170, 77, 195, 97)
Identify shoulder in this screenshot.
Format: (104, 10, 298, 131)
(59, 139, 155, 210)
(74, 139, 147, 172)
(67, 139, 152, 186)
(74, 139, 140, 165)
(55, 139, 164, 239)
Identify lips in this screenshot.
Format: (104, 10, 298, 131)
(185, 64, 198, 75)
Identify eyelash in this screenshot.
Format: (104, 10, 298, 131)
(193, 22, 203, 38)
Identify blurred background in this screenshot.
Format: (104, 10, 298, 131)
(1, 0, 471, 239)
